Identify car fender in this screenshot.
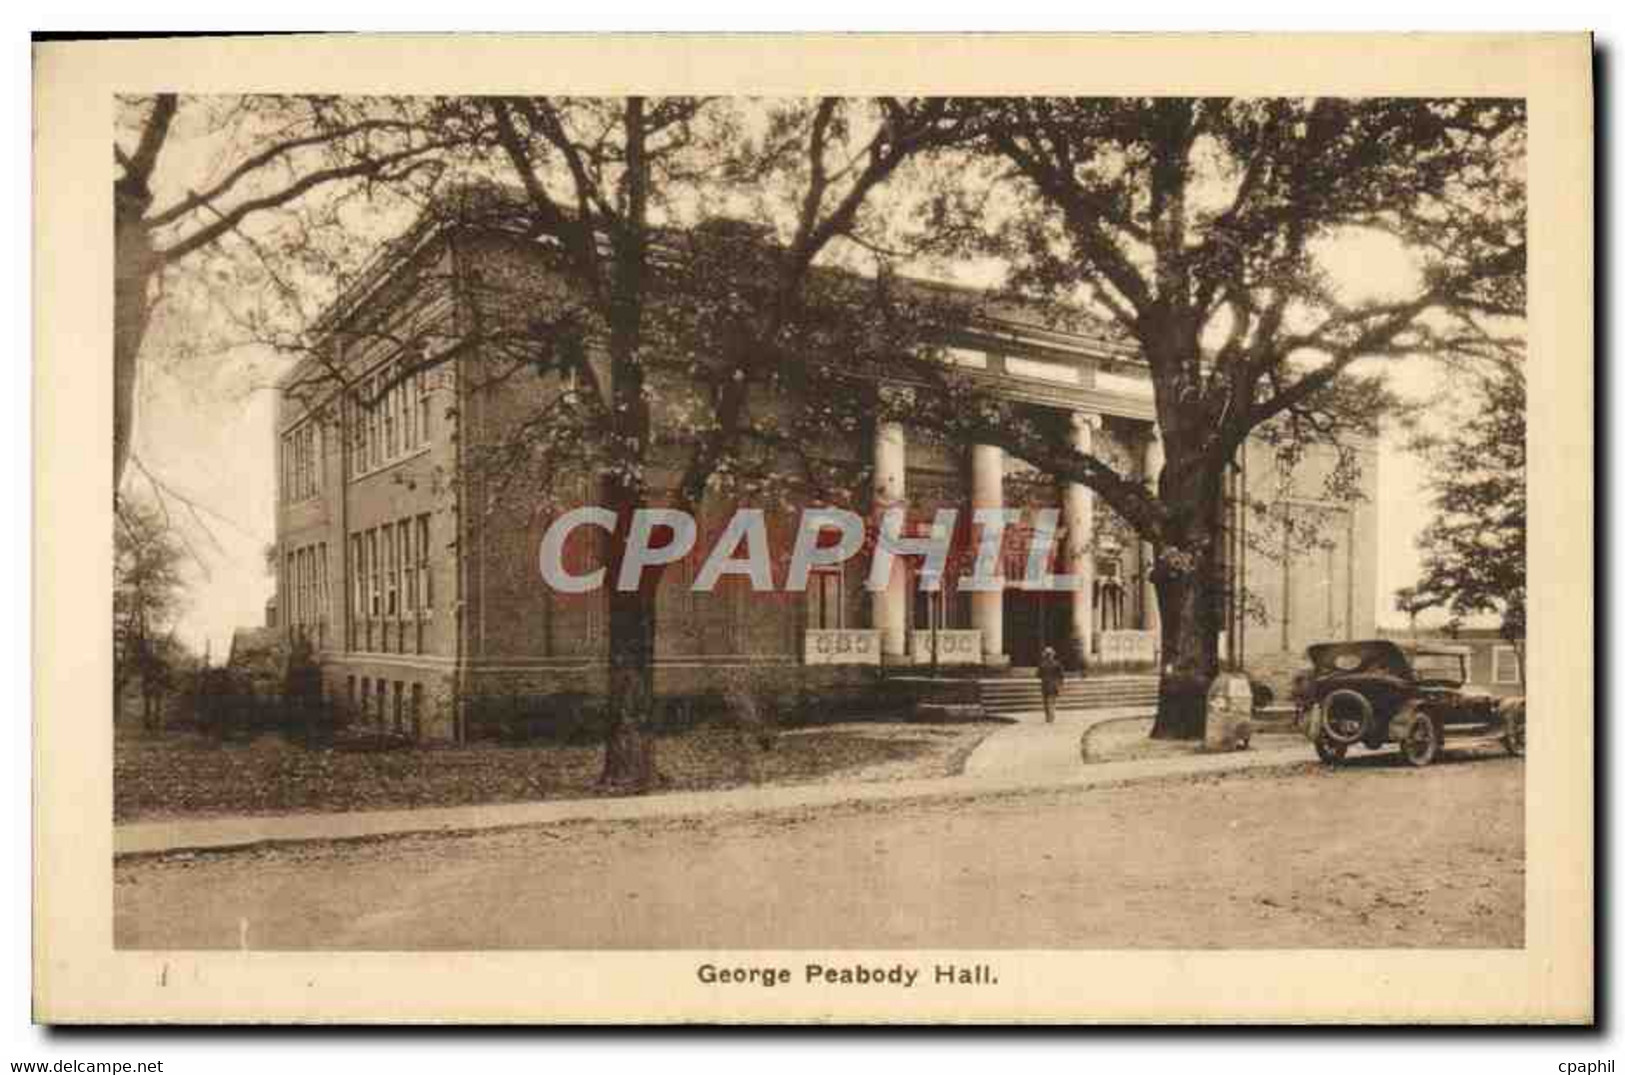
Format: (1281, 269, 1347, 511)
(1388, 701, 1424, 743)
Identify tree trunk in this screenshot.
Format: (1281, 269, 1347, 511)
(600, 580, 660, 790)
(114, 195, 156, 490)
(596, 275, 659, 790)
(1148, 496, 1226, 741)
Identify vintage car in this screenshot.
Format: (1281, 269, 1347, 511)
(1301, 640, 1525, 767)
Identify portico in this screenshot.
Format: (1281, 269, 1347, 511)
(866, 398, 1160, 673)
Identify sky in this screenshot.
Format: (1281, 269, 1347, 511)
(122, 98, 1510, 657)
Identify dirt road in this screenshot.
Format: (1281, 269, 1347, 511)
(115, 748, 1523, 950)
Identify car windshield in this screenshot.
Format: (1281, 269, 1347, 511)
(1411, 652, 1466, 683)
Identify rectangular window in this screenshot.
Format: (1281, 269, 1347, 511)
(350, 534, 364, 620)
(351, 396, 364, 478)
(285, 424, 321, 501)
(417, 371, 431, 445)
(410, 683, 424, 740)
(1493, 645, 1522, 684)
(392, 681, 404, 734)
(417, 514, 432, 612)
(346, 675, 356, 710)
(402, 519, 417, 613)
(367, 530, 380, 617)
(383, 365, 398, 459)
(317, 542, 329, 627)
(403, 367, 418, 450)
(384, 524, 399, 617)
(283, 428, 314, 502)
(366, 378, 380, 470)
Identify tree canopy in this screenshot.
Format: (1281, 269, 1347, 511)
(1408, 362, 1527, 642)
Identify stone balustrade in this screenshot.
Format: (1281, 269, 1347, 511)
(803, 628, 882, 666)
(909, 629, 985, 665)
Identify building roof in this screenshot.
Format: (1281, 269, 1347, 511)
(294, 180, 1144, 388)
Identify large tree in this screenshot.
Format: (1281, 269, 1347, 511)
(892, 97, 1526, 738)
(445, 96, 961, 787)
(114, 94, 452, 488)
(1409, 361, 1527, 654)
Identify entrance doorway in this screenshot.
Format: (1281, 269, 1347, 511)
(1003, 588, 1073, 668)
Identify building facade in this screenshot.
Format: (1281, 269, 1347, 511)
(273, 205, 1378, 740)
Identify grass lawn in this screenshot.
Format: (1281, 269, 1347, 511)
(114, 721, 996, 823)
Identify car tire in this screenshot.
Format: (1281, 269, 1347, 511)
(1400, 711, 1440, 768)
(1319, 689, 1372, 746)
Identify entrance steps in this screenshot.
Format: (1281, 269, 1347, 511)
(978, 673, 1159, 716)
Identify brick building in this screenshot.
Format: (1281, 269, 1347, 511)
(272, 197, 1379, 740)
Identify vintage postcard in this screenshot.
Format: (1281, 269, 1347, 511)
(33, 33, 1592, 1023)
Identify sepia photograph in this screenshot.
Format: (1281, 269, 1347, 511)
(32, 33, 1592, 1024)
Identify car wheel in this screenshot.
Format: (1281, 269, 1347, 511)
(1400, 711, 1440, 768)
(1320, 689, 1372, 746)
(1314, 736, 1347, 765)
(1502, 700, 1526, 757)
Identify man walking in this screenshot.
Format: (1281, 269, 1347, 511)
(1037, 646, 1065, 724)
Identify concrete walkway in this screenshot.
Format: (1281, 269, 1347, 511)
(115, 731, 1316, 859)
(961, 705, 1154, 778)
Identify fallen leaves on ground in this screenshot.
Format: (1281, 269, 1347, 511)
(114, 722, 994, 823)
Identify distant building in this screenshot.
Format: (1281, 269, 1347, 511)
(1378, 625, 1525, 698)
(272, 192, 1378, 740)
(226, 626, 286, 696)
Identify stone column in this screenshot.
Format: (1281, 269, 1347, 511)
(1143, 424, 1165, 644)
(969, 443, 1006, 666)
(871, 414, 909, 661)
(1063, 413, 1100, 669)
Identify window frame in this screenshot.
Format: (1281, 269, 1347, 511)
(367, 529, 381, 618)
(1492, 644, 1522, 685)
(384, 525, 398, 617)
(417, 514, 432, 614)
